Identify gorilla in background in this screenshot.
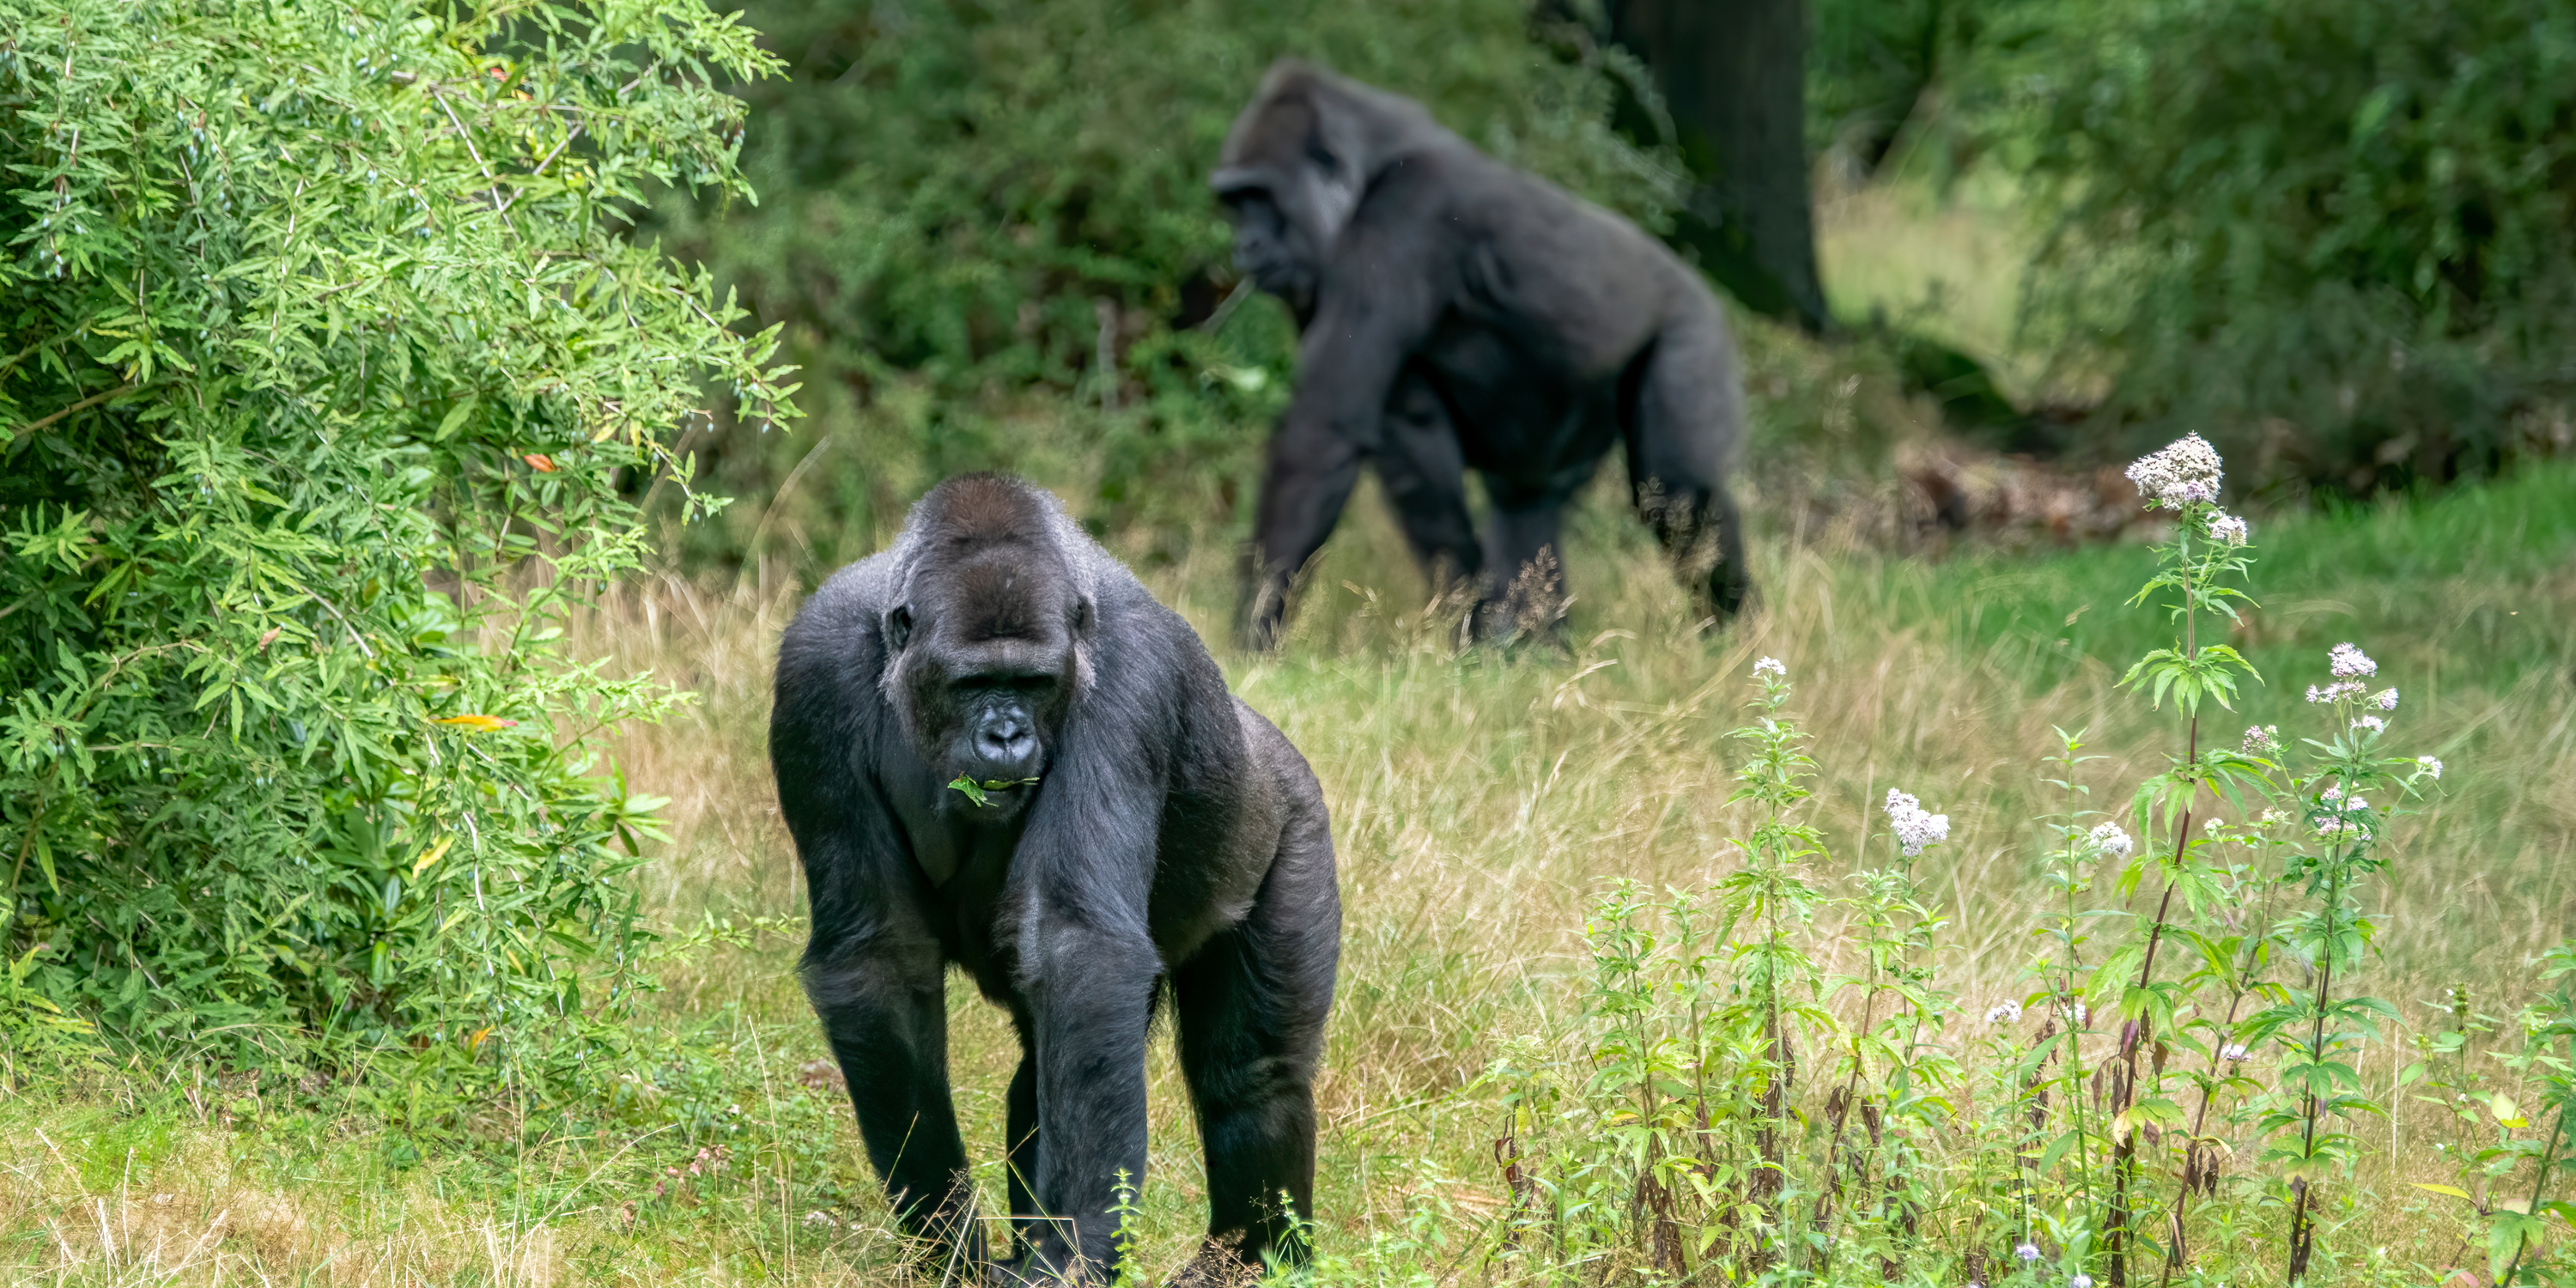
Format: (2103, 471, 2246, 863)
(1214, 59, 1753, 649)
(769, 474, 1339, 1282)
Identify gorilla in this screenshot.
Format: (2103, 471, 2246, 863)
(769, 474, 1339, 1283)
(1214, 60, 1753, 648)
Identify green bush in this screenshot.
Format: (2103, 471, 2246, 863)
(0, 0, 791, 1080)
(2019, 0, 2576, 494)
(650, 0, 1685, 569)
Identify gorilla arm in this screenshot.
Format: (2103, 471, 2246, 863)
(1243, 178, 1455, 648)
(997, 710, 1166, 1278)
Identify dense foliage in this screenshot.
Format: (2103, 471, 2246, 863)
(649, 0, 1686, 566)
(2020, 0, 2576, 494)
(0, 0, 790, 1078)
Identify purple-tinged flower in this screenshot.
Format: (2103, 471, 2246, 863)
(2373, 688, 2398, 710)
(2124, 434, 2226, 509)
(2242, 724, 2281, 755)
(2087, 821, 2134, 859)
(1885, 788, 1949, 857)
(2017, 1242, 2043, 1262)
(1987, 1000, 2024, 1025)
(2072, 1275, 2095, 1288)
(2208, 512, 2250, 544)
(2063, 1000, 2089, 1025)
(1753, 657, 1786, 679)
(2329, 642, 2378, 679)
(2221, 1042, 2251, 1062)
(2351, 714, 2386, 735)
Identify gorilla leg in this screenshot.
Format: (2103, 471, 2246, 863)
(1623, 308, 1752, 619)
(1474, 482, 1571, 641)
(1174, 797, 1340, 1274)
(1374, 368, 1481, 595)
(799, 937, 987, 1269)
(1005, 1027, 1042, 1255)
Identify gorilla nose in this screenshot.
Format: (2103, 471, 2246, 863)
(975, 714, 1036, 768)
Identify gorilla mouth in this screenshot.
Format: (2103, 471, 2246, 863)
(946, 775, 1042, 808)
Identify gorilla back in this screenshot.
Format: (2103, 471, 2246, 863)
(1215, 60, 1753, 647)
(769, 474, 1339, 1281)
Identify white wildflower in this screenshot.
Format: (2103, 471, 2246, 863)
(2351, 714, 2386, 735)
(2124, 433, 2226, 508)
(2063, 1000, 2089, 1025)
(2373, 688, 2399, 711)
(1884, 788, 1950, 857)
(1752, 657, 1786, 679)
(2306, 680, 2366, 704)
(1987, 1000, 2024, 1025)
(2221, 1042, 2251, 1062)
(2417, 755, 2444, 780)
(2086, 821, 2134, 859)
(2242, 724, 2281, 755)
(2328, 641, 2378, 679)
(2208, 511, 2250, 544)
(2072, 1276, 2095, 1288)
(2259, 808, 2288, 825)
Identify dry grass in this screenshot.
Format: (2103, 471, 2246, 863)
(7, 461, 2573, 1284)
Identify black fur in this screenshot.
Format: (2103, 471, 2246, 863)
(1214, 60, 1753, 647)
(770, 474, 1340, 1282)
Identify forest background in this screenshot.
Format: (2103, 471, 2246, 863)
(3, 0, 2575, 1283)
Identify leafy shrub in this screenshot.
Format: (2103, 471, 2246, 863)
(648, 0, 1685, 568)
(1442, 436, 2576, 1284)
(2018, 0, 2576, 495)
(0, 0, 791, 1079)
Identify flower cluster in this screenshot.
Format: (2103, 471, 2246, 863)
(2316, 786, 2374, 841)
(2306, 680, 2367, 704)
(2329, 641, 2378, 678)
(1986, 999, 2024, 1025)
(2124, 433, 2225, 508)
(2221, 1042, 2251, 1063)
(2063, 999, 2089, 1026)
(2417, 756, 2445, 780)
(2086, 821, 2134, 859)
(1884, 788, 1951, 857)
(1752, 657, 1786, 679)
(2208, 511, 2250, 545)
(2350, 714, 2386, 735)
(2242, 724, 2281, 755)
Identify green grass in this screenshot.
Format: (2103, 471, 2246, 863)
(8, 456, 2571, 1284)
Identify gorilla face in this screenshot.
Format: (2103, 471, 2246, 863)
(1213, 89, 1361, 318)
(886, 554, 1086, 822)
(1216, 183, 1315, 304)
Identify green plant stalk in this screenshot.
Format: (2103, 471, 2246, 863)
(2497, 1095, 2568, 1285)
(2159, 871, 2285, 1287)
(2284, 832, 2357, 1284)
(2110, 521, 2208, 1288)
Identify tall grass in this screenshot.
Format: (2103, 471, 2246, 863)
(5, 463, 2573, 1284)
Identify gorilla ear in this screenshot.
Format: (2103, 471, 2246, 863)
(884, 605, 913, 651)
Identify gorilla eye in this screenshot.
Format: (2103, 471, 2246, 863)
(884, 605, 913, 650)
(1306, 143, 1339, 173)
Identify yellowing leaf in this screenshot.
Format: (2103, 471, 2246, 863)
(2492, 1093, 2521, 1124)
(434, 714, 518, 733)
(2412, 1182, 2475, 1201)
(410, 836, 453, 878)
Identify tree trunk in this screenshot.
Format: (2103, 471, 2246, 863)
(1604, 0, 1832, 334)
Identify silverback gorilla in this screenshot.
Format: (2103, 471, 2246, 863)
(770, 474, 1339, 1282)
(1215, 60, 1753, 648)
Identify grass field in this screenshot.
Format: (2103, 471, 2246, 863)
(7, 448, 2572, 1285)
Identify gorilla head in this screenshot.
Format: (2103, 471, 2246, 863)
(882, 477, 1093, 821)
(1212, 61, 1454, 318)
